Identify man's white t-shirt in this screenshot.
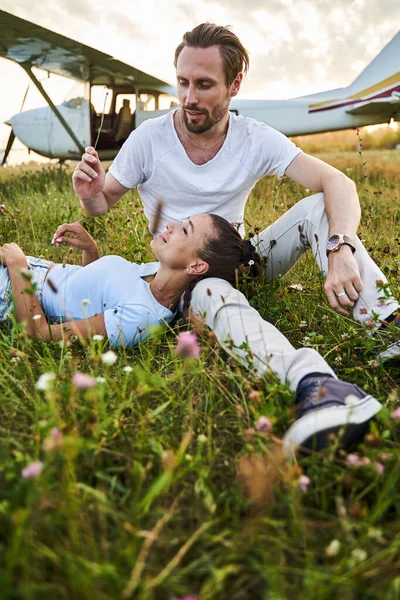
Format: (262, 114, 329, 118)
(109, 110, 302, 236)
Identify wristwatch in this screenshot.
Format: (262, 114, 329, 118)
(326, 234, 356, 256)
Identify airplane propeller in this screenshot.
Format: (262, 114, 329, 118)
(1, 83, 30, 166)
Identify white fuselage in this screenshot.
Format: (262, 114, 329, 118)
(5, 94, 400, 161)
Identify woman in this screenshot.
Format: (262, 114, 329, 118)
(0, 214, 260, 346)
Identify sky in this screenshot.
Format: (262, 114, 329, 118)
(0, 0, 398, 165)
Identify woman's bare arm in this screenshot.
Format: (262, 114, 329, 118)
(2, 244, 106, 342)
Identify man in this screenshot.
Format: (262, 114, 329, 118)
(72, 23, 398, 457)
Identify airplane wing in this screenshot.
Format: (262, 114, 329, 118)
(0, 10, 173, 92)
(346, 96, 400, 116)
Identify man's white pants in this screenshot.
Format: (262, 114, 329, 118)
(191, 193, 398, 391)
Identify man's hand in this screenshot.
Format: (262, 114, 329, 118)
(72, 146, 106, 202)
(324, 246, 363, 316)
(51, 222, 97, 251)
(0, 243, 26, 267)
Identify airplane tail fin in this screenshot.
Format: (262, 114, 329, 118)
(349, 31, 400, 94)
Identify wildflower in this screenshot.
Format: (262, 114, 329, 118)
(11, 357, 20, 362)
(95, 376, 106, 384)
(368, 359, 379, 368)
(346, 453, 370, 467)
(376, 299, 386, 307)
(22, 461, 43, 479)
(32, 314, 41, 321)
(391, 407, 400, 420)
(248, 259, 254, 266)
(73, 372, 96, 388)
(289, 283, 304, 292)
(380, 452, 392, 461)
(92, 334, 104, 341)
(101, 351, 118, 365)
(345, 394, 362, 408)
(365, 319, 376, 328)
(43, 428, 63, 452)
(375, 462, 384, 475)
(359, 306, 368, 315)
(35, 372, 56, 392)
(325, 539, 341, 557)
(248, 389, 261, 402)
(298, 475, 311, 493)
(255, 416, 273, 433)
(351, 548, 367, 563)
(367, 527, 383, 541)
(197, 434, 207, 444)
(81, 298, 91, 306)
(174, 332, 201, 359)
(123, 366, 133, 373)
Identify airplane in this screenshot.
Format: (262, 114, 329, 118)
(0, 9, 399, 166)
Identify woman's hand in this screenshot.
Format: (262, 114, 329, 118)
(0, 243, 26, 267)
(51, 222, 97, 251)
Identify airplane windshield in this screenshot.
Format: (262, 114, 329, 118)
(62, 82, 89, 110)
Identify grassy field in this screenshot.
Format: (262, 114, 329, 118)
(0, 147, 399, 600)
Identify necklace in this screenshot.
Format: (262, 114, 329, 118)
(150, 283, 178, 310)
(179, 109, 226, 152)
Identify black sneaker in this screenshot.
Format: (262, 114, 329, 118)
(377, 313, 400, 362)
(283, 375, 382, 458)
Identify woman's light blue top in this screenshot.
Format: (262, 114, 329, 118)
(42, 256, 176, 347)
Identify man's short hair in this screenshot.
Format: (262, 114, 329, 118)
(174, 23, 250, 86)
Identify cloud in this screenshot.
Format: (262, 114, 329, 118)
(0, 0, 397, 98)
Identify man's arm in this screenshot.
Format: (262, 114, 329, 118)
(73, 146, 129, 216)
(285, 152, 363, 316)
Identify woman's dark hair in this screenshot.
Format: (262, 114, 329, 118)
(199, 214, 261, 284)
(183, 214, 261, 311)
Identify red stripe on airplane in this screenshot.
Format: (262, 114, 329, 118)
(309, 84, 400, 113)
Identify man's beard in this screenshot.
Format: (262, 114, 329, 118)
(182, 101, 228, 134)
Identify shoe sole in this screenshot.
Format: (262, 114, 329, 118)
(283, 395, 382, 458)
(378, 342, 400, 362)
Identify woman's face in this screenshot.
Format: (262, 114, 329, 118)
(151, 213, 213, 272)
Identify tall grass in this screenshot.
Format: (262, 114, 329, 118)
(0, 149, 399, 600)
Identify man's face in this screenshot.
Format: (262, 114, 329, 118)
(176, 45, 241, 134)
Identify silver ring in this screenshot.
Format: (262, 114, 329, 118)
(337, 292, 347, 298)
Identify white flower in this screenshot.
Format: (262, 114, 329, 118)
(345, 394, 361, 408)
(248, 259, 254, 266)
(351, 548, 367, 563)
(32, 314, 41, 321)
(197, 434, 207, 443)
(11, 356, 20, 363)
(101, 351, 117, 365)
(35, 372, 56, 391)
(367, 527, 383, 541)
(81, 298, 91, 306)
(123, 366, 133, 373)
(95, 376, 106, 384)
(325, 539, 341, 557)
(92, 334, 104, 341)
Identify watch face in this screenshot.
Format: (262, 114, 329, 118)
(327, 234, 340, 250)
